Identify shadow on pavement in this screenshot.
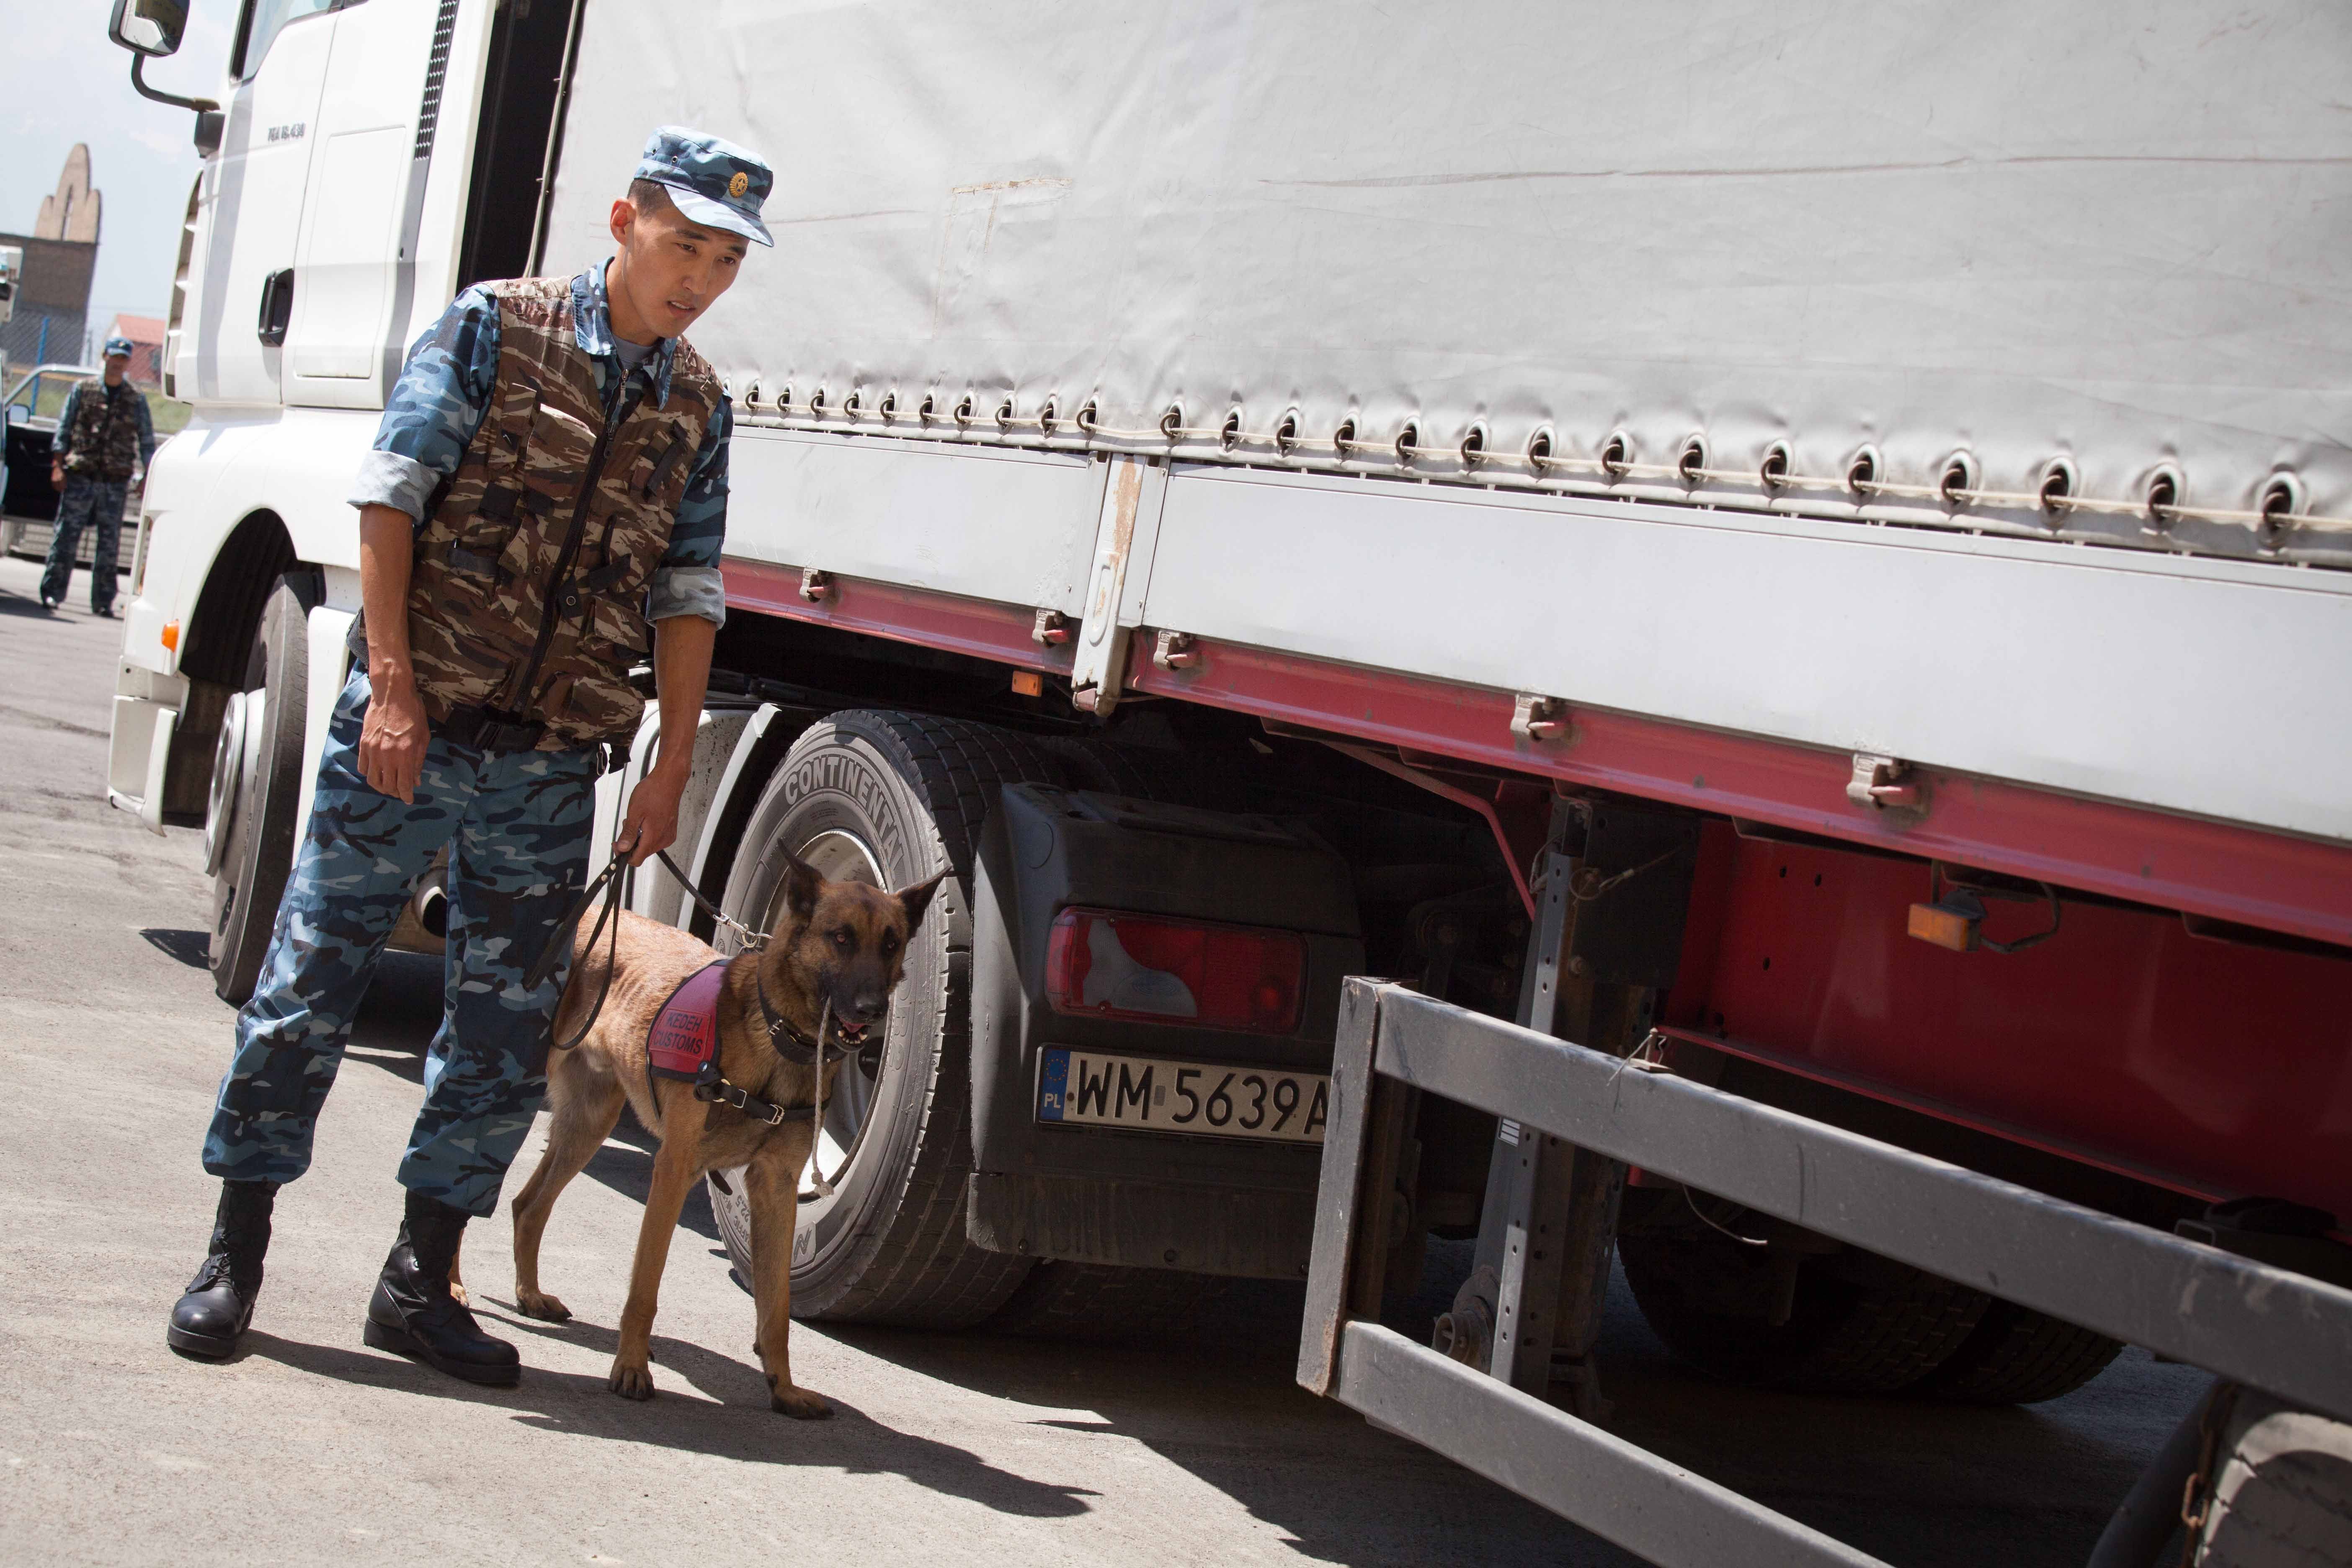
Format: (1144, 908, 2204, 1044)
(239, 1326, 1098, 1519)
(139, 927, 212, 969)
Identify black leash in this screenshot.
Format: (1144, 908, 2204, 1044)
(528, 838, 637, 1053)
(528, 838, 780, 1053)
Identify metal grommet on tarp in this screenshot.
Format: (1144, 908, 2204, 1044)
(1599, 430, 1631, 480)
(1845, 444, 1881, 494)
(1939, 449, 1980, 505)
(1677, 433, 1707, 485)
(2258, 472, 2303, 552)
(2038, 456, 2079, 520)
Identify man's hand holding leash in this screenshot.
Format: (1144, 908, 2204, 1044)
(616, 611, 716, 864)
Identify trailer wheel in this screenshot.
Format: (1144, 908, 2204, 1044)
(710, 711, 1055, 1327)
(206, 579, 312, 1005)
(1916, 1300, 2122, 1406)
(1620, 1230, 1988, 1394)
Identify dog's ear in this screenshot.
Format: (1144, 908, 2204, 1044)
(780, 851, 823, 923)
(892, 871, 947, 932)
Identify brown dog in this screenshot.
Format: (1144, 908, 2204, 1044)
(486, 852, 939, 1417)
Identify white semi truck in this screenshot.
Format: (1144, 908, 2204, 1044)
(102, 3, 2352, 1563)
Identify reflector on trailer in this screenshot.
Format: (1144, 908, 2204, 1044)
(1907, 897, 1981, 952)
(1045, 907, 1305, 1034)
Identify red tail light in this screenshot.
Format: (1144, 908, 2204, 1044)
(1045, 908, 1305, 1034)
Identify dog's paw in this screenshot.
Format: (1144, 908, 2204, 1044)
(770, 1385, 833, 1421)
(448, 1280, 470, 1308)
(608, 1359, 657, 1401)
(515, 1287, 572, 1322)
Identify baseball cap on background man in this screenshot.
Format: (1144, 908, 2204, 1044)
(633, 127, 775, 248)
(103, 336, 135, 358)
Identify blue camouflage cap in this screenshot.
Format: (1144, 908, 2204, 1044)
(634, 126, 774, 248)
(103, 335, 136, 357)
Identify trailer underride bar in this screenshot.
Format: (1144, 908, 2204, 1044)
(1298, 978, 2352, 1568)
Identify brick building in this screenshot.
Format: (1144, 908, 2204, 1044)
(1, 147, 102, 378)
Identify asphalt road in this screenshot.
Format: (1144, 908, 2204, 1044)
(0, 554, 2209, 1566)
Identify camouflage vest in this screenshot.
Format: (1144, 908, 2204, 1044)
(407, 276, 719, 749)
(64, 379, 142, 481)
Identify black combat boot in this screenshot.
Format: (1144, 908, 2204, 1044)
(362, 1189, 520, 1387)
(167, 1179, 276, 1358)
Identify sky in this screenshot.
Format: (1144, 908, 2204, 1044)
(1, 0, 238, 336)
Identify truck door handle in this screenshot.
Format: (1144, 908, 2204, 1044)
(257, 268, 294, 347)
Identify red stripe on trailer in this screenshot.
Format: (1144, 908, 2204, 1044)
(723, 559, 1074, 676)
(1122, 628, 2352, 949)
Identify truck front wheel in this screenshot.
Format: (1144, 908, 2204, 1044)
(205, 579, 312, 1005)
(708, 711, 1055, 1327)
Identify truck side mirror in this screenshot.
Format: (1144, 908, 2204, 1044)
(108, 0, 189, 57)
(111, 0, 219, 124)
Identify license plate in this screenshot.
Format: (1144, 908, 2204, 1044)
(1037, 1048, 1328, 1144)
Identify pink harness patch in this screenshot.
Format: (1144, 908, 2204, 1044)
(647, 961, 729, 1085)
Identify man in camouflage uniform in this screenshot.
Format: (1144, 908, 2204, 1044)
(167, 129, 773, 1385)
(41, 335, 155, 616)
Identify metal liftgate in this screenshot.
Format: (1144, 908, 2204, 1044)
(1297, 848, 2352, 1567)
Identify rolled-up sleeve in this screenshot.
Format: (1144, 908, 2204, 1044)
(351, 285, 502, 526)
(647, 395, 730, 627)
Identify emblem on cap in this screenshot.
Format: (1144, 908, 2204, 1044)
(634, 125, 776, 248)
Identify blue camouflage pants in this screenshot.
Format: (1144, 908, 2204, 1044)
(203, 670, 597, 1215)
(41, 476, 127, 612)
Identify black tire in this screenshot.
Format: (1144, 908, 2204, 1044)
(711, 711, 1057, 1328)
(1042, 736, 1164, 798)
(206, 579, 313, 1005)
(1620, 1230, 1988, 1395)
(1916, 1300, 2123, 1405)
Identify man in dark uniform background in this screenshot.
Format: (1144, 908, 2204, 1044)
(43, 334, 154, 616)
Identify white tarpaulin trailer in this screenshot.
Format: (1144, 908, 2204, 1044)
(543, 0, 2352, 562)
(535, 0, 2352, 853)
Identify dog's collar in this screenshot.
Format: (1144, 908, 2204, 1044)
(753, 962, 865, 1066)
